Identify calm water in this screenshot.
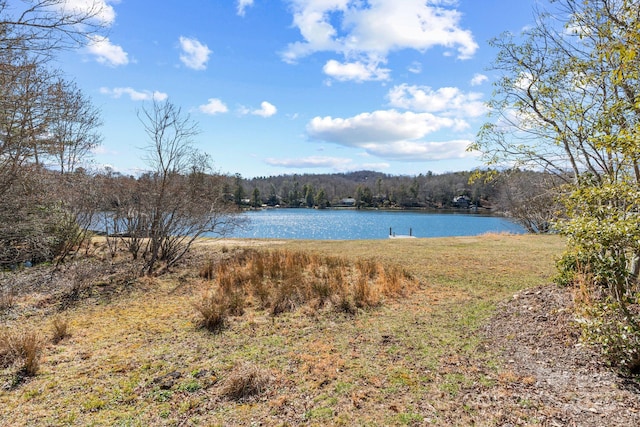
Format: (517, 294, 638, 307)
(227, 209, 524, 240)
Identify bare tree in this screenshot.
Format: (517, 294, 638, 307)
(0, 1, 107, 266)
(0, 47, 53, 196)
(493, 170, 564, 233)
(0, 0, 108, 55)
(132, 99, 244, 274)
(45, 78, 102, 174)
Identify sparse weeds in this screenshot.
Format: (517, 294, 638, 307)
(0, 285, 16, 311)
(198, 248, 417, 319)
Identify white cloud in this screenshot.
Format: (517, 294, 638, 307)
(282, 0, 478, 80)
(307, 110, 457, 145)
(198, 98, 229, 115)
(362, 139, 474, 161)
(59, 0, 116, 26)
(387, 84, 486, 118)
(323, 59, 390, 82)
(306, 109, 472, 161)
(251, 101, 278, 117)
(265, 156, 353, 169)
(470, 73, 488, 86)
(408, 61, 422, 74)
(86, 35, 128, 66)
(179, 36, 212, 70)
(237, 0, 254, 16)
(100, 87, 168, 101)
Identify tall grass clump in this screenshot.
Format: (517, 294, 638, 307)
(51, 317, 71, 344)
(0, 328, 43, 377)
(192, 291, 228, 333)
(198, 248, 418, 318)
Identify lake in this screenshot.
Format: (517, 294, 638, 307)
(227, 209, 525, 240)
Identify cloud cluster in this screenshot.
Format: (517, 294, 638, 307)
(299, 81, 489, 163)
(306, 108, 473, 162)
(100, 87, 168, 101)
(87, 35, 129, 67)
(387, 84, 486, 118)
(251, 101, 278, 118)
(237, 0, 254, 16)
(308, 110, 463, 144)
(282, 0, 478, 82)
(265, 156, 391, 172)
(199, 98, 229, 115)
(179, 36, 212, 70)
(197, 99, 278, 118)
(70, 0, 126, 66)
(266, 156, 353, 169)
(59, 0, 116, 26)
(323, 59, 390, 82)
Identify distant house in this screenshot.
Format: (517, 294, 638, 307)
(453, 195, 471, 208)
(339, 197, 356, 207)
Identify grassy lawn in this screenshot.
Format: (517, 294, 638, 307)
(0, 234, 565, 426)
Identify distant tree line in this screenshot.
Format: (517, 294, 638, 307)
(235, 170, 490, 209)
(232, 169, 561, 233)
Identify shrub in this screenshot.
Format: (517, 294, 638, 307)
(0, 328, 43, 377)
(220, 362, 272, 400)
(560, 249, 640, 375)
(578, 298, 640, 374)
(51, 317, 71, 344)
(193, 291, 227, 333)
(573, 276, 640, 375)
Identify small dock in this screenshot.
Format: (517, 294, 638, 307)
(389, 227, 417, 239)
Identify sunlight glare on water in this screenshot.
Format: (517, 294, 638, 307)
(226, 209, 525, 240)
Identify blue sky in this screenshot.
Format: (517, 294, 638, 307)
(51, 0, 543, 178)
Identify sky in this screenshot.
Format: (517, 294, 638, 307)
(46, 0, 545, 178)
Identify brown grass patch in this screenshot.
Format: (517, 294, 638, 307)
(220, 362, 274, 400)
(199, 248, 418, 318)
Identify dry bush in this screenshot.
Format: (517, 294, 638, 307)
(199, 259, 216, 280)
(0, 328, 43, 376)
(353, 273, 377, 308)
(192, 291, 228, 332)
(311, 272, 333, 307)
(51, 317, 70, 344)
(220, 362, 273, 400)
(378, 264, 414, 297)
(270, 279, 300, 316)
(336, 289, 356, 315)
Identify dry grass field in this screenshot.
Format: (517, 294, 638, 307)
(2, 233, 638, 426)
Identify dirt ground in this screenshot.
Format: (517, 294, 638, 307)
(479, 285, 640, 426)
